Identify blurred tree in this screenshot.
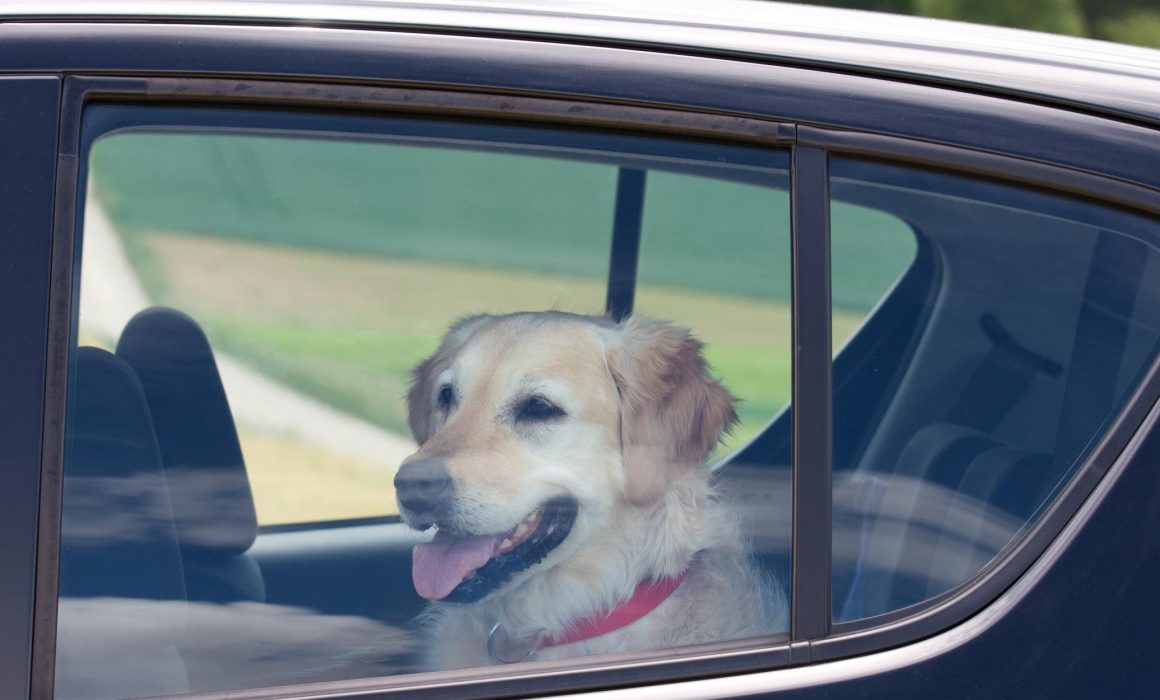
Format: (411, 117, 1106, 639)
(1095, 9, 1160, 48)
(1077, 0, 1145, 29)
(793, 0, 917, 12)
(914, 0, 1087, 36)
(789, 0, 1160, 48)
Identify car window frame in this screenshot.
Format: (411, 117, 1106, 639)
(39, 76, 806, 699)
(810, 135, 1160, 643)
(31, 58, 1160, 698)
(0, 75, 61, 700)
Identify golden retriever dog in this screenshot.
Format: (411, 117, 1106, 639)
(395, 311, 786, 668)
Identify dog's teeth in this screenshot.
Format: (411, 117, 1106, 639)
(514, 523, 528, 537)
(500, 538, 513, 550)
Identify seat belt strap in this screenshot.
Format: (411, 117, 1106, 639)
(947, 312, 1062, 432)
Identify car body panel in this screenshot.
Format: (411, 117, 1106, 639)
(0, 75, 59, 700)
(2, 0, 1159, 125)
(0, 23, 1158, 195)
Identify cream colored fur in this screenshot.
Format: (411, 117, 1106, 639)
(400, 312, 787, 669)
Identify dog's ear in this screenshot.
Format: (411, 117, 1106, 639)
(407, 314, 492, 444)
(605, 315, 738, 505)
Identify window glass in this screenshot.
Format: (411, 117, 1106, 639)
(830, 157, 1160, 622)
(831, 202, 918, 349)
(83, 125, 618, 525)
(59, 105, 793, 697)
(636, 169, 792, 453)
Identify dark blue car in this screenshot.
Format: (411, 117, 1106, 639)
(2, 1, 1159, 698)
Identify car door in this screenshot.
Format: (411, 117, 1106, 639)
(0, 75, 60, 700)
(15, 17, 1160, 700)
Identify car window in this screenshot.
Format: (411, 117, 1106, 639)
(830, 157, 1160, 622)
(830, 202, 917, 349)
(82, 126, 615, 525)
(57, 105, 793, 697)
(635, 169, 792, 454)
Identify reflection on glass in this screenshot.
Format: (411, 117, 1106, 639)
(833, 471, 1022, 620)
(831, 158, 1160, 621)
(56, 598, 416, 698)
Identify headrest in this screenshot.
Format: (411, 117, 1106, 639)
(60, 347, 185, 602)
(117, 307, 258, 555)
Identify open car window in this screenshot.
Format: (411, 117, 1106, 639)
(59, 105, 794, 697)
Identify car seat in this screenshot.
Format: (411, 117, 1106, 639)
(116, 308, 264, 689)
(116, 307, 264, 604)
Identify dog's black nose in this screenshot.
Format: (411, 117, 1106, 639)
(394, 458, 454, 516)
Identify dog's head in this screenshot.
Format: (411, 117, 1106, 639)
(395, 312, 736, 603)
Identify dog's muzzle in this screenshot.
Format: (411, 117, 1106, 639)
(394, 457, 454, 527)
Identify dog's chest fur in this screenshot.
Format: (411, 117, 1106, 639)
(424, 541, 787, 669)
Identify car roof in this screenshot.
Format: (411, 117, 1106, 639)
(4, 0, 1160, 125)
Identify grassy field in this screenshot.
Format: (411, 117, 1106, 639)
(130, 231, 846, 442)
(88, 129, 912, 525)
(114, 231, 868, 524)
(92, 132, 915, 312)
(239, 428, 396, 524)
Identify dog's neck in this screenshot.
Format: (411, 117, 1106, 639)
(487, 569, 689, 663)
(463, 475, 737, 663)
(545, 569, 688, 647)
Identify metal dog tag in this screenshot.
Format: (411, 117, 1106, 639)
(487, 623, 544, 664)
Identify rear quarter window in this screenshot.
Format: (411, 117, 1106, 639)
(829, 157, 1160, 622)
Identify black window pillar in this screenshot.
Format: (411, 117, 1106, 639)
(790, 145, 833, 648)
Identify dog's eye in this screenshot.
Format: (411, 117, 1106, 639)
(437, 385, 456, 411)
(516, 396, 565, 423)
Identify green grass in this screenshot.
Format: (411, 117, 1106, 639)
(203, 319, 437, 436)
(91, 131, 915, 313)
(201, 316, 792, 450)
(703, 345, 792, 448)
(125, 230, 804, 452)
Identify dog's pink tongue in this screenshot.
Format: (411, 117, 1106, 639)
(412, 533, 500, 600)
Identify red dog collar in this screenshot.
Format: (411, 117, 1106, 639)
(544, 571, 688, 648)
